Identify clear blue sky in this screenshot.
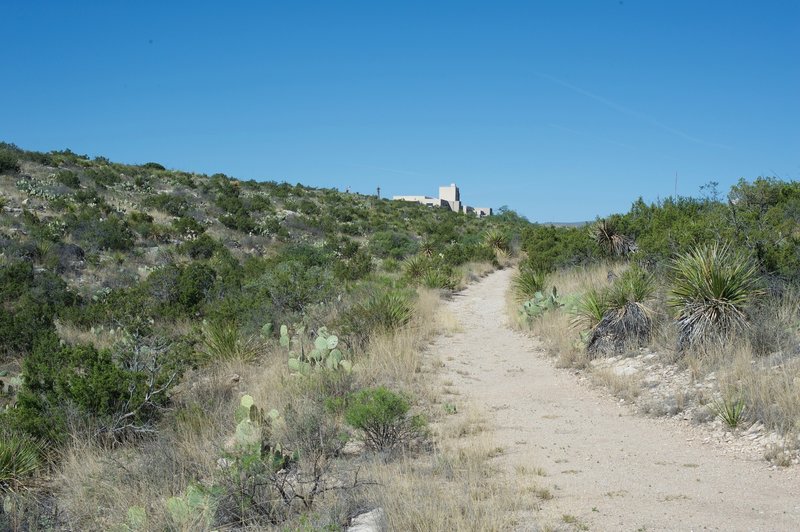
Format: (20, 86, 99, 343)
(2, 1, 798, 222)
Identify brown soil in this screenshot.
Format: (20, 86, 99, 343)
(432, 268, 800, 531)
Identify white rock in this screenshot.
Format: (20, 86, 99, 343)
(347, 508, 386, 532)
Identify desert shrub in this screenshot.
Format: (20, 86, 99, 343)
(180, 233, 220, 259)
(176, 263, 216, 314)
(144, 193, 189, 217)
(67, 212, 135, 251)
(521, 224, 597, 272)
(55, 170, 81, 188)
(220, 211, 257, 233)
(172, 215, 206, 235)
(0, 150, 21, 174)
(669, 243, 763, 350)
(0, 261, 76, 359)
(345, 387, 426, 453)
(11, 333, 173, 443)
(333, 248, 373, 281)
(85, 167, 121, 187)
(370, 231, 419, 259)
(251, 261, 333, 316)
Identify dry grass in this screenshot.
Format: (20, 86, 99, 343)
(365, 434, 533, 531)
(52, 267, 527, 529)
(591, 368, 642, 402)
(511, 259, 800, 451)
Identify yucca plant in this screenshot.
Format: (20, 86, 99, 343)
(483, 228, 510, 254)
(402, 255, 429, 279)
(512, 266, 548, 303)
(669, 243, 763, 350)
(571, 288, 609, 331)
(201, 321, 259, 363)
(422, 269, 456, 290)
(573, 267, 656, 355)
(0, 433, 44, 495)
(591, 219, 635, 257)
(708, 394, 747, 429)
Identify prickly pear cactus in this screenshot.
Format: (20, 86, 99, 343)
(280, 324, 353, 375)
(520, 287, 564, 320)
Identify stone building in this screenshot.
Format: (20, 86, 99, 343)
(393, 183, 492, 217)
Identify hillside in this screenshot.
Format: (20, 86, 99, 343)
(0, 143, 532, 529)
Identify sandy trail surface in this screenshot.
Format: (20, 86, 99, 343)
(432, 268, 800, 531)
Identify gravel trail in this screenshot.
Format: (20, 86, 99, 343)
(433, 268, 800, 531)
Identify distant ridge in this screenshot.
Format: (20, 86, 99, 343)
(539, 221, 590, 227)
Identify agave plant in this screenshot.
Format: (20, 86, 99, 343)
(669, 243, 763, 350)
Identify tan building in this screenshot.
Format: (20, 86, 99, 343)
(393, 183, 492, 217)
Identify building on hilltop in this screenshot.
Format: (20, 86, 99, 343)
(393, 183, 492, 217)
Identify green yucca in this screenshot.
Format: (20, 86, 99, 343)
(512, 266, 547, 303)
(708, 395, 747, 428)
(591, 219, 635, 257)
(606, 265, 656, 310)
(361, 290, 414, 333)
(201, 321, 259, 363)
(0, 434, 44, 494)
(571, 288, 609, 331)
(483, 228, 509, 254)
(403, 255, 429, 279)
(422, 269, 456, 290)
(669, 243, 763, 349)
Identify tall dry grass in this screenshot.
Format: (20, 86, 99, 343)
(52, 261, 528, 529)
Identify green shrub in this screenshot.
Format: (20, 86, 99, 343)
(370, 230, 419, 259)
(344, 387, 425, 452)
(669, 243, 763, 350)
(12, 333, 172, 443)
(0, 150, 21, 174)
(142, 162, 165, 170)
(181, 233, 220, 259)
(144, 193, 189, 217)
(55, 170, 81, 188)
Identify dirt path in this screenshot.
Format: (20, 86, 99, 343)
(432, 268, 800, 531)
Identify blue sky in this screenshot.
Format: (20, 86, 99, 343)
(2, 1, 798, 222)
